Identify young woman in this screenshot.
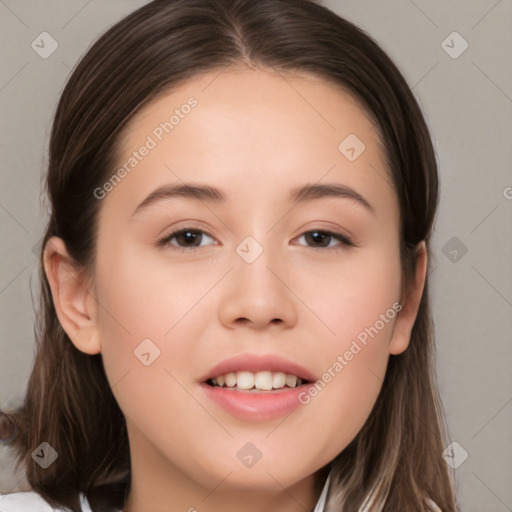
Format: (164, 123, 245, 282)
(0, 0, 460, 510)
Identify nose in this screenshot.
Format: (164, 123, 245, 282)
(217, 241, 299, 331)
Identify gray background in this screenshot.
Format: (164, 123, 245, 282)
(0, 1, 511, 510)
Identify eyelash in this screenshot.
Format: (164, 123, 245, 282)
(155, 227, 356, 252)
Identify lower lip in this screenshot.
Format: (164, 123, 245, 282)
(199, 383, 310, 422)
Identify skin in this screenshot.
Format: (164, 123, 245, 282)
(44, 66, 426, 512)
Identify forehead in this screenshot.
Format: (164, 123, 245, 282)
(106, 67, 397, 224)
(121, 66, 384, 150)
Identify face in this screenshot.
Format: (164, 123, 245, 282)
(48, 67, 422, 499)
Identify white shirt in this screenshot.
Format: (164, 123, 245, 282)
(0, 490, 93, 511)
(0, 473, 331, 512)
(0, 473, 444, 512)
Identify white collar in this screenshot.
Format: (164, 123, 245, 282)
(312, 471, 331, 512)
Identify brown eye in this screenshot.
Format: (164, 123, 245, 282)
(173, 229, 203, 247)
(298, 230, 354, 249)
(156, 228, 216, 251)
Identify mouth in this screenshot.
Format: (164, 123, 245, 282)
(205, 370, 312, 392)
(199, 354, 316, 421)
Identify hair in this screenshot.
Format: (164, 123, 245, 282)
(3, 0, 460, 510)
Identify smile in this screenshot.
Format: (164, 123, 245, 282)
(207, 371, 309, 391)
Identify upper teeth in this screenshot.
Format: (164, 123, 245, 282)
(211, 371, 303, 391)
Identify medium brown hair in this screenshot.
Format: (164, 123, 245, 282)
(5, 0, 459, 510)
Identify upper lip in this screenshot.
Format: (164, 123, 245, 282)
(201, 354, 317, 383)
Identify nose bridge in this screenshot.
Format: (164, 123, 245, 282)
(235, 233, 283, 303)
(217, 233, 298, 329)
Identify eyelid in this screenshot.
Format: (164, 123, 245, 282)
(156, 225, 356, 252)
(155, 225, 218, 251)
(293, 229, 355, 249)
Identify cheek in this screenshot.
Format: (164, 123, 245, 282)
(292, 313, 394, 466)
(95, 243, 211, 347)
(93, 252, 231, 475)
(299, 244, 402, 346)
(92, 245, 210, 402)
(287, 248, 400, 454)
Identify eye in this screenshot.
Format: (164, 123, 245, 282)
(156, 228, 217, 251)
(156, 227, 355, 252)
(296, 230, 355, 249)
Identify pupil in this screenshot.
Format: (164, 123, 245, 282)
(307, 231, 329, 247)
(180, 230, 200, 246)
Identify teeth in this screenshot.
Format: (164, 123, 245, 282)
(224, 372, 236, 387)
(286, 374, 297, 388)
(210, 371, 305, 391)
(236, 371, 254, 390)
(254, 371, 273, 391)
(272, 372, 286, 389)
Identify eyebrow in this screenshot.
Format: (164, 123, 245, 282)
(131, 182, 376, 218)
(290, 183, 376, 216)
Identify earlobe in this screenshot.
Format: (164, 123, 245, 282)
(388, 241, 427, 355)
(43, 236, 101, 355)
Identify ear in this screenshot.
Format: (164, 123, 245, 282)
(389, 241, 427, 355)
(43, 236, 101, 355)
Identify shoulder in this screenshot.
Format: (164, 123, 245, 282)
(425, 496, 443, 512)
(0, 491, 93, 511)
(0, 491, 58, 511)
